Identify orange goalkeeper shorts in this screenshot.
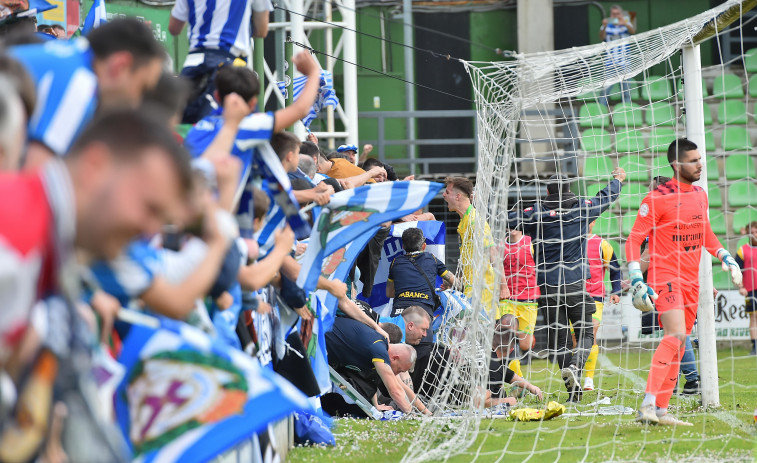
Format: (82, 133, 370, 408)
(652, 281, 699, 334)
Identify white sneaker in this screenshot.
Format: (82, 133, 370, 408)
(657, 413, 693, 426)
(636, 404, 659, 425)
(583, 377, 595, 391)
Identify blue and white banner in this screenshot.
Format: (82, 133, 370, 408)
(356, 221, 446, 317)
(82, 0, 106, 34)
(276, 70, 339, 128)
(115, 317, 311, 462)
(296, 181, 444, 297)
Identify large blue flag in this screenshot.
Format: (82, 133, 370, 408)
(115, 317, 311, 462)
(277, 70, 339, 128)
(82, 0, 107, 34)
(296, 181, 444, 297)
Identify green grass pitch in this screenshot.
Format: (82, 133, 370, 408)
(289, 345, 757, 462)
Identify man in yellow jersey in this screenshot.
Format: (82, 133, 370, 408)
(442, 177, 508, 313)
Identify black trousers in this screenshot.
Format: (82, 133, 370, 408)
(539, 281, 595, 372)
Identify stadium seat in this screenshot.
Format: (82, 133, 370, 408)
(579, 103, 610, 128)
(712, 73, 744, 99)
(720, 126, 752, 152)
(649, 128, 677, 154)
(582, 156, 614, 179)
(618, 155, 650, 182)
(733, 207, 757, 233)
(705, 131, 716, 152)
(676, 77, 708, 98)
(652, 156, 674, 179)
(576, 79, 602, 102)
(749, 75, 757, 98)
(709, 209, 727, 235)
(727, 180, 757, 207)
(745, 48, 757, 73)
(618, 182, 644, 210)
(717, 100, 748, 125)
(580, 129, 612, 153)
(612, 102, 643, 127)
(724, 153, 756, 179)
(619, 214, 636, 236)
(737, 235, 750, 250)
(640, 75, 672, 101)
(607, 82, 641, 102)
(646, 102, 677, 127)
(585, 182, 603, 198)
(593, 213, 619, 236)
(706, 156, 718, 180)
(615, 130, 645, 153)
(712, 270, 734, 289)
(708, 183, 723, 208)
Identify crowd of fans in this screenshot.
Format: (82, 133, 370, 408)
(0, 8, 543, 460)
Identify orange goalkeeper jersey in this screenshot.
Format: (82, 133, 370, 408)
(625, 178, 722, 287)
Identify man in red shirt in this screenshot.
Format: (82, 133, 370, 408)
(625, 138, 742, 426)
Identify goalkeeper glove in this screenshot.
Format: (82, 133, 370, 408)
(717, 248, 743, 287)
(628, 262, 658, 313)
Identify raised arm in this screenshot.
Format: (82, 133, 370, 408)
(273, 52, 321, 133)
(583, 169, 624, 222)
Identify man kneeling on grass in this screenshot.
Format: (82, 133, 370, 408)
(322, 317, 432, 417)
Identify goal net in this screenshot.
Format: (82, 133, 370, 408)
(404, 1, 757, 462)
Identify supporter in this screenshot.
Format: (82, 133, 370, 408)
(0, 54, 36, 120)
(379, 305, 431, 346)
(169, 0, 272, 123)
(506, 169, 624, 402)
(387, 228, 455, 325)
(270, 131, 334, 207)
(298, 154, 317, 183)
(381, 322, 403, 344)
(599, 4, 635, 104)
(0, 108, 192, 374)
(335, 143, 358, 163)
(443, 176, 509, 311)
(318, 151, 386, 189)
(50, 23, 64, 38)
(323, 317, 426, 416)
(141, 72, 191, 131)
(736, 221, 757, 356)
(10, 18, 165, 168)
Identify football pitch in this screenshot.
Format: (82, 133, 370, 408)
(289, 346, 757, 463)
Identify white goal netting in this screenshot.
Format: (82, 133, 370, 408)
(404, 1, 757, 462)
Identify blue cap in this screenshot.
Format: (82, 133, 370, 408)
(337, 144, 358, 153)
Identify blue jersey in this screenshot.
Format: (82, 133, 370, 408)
(10, 39, 98, 155)
(90, 240, 162, 307)
(184, 110, 275, 238)
(171, 0, 273, 57)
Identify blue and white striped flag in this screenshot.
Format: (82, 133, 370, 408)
(115, 317, 312, 462)
(276, 70, 339, 128)
(296, 181, 443, 298)
(237, 139, 311, 239)
(82, 0, 107, 35)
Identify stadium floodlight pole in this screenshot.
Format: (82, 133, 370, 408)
(324, 0, 336, 150)
(682, 43, 719, 408)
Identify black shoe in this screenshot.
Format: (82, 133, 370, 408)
(682, 380, 700, 395)
(750, 346, 756, 356)
(561, 365, 582, 402)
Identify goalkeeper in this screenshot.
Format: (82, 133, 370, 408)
(507, 169, 624, 402)
(625, 138, 742, 426)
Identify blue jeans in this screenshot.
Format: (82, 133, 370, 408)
(600, 63, 631, 106)
(180, 49, 237, 124)
(680, 336, 699, 382)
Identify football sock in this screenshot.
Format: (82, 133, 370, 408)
(584, 344, 599, 380)
(656, 406, 668, 417)
(641, 393, 656, 409)
(646, 336, 682, 399)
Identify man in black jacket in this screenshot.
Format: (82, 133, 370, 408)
(507, 168, 625, 401)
